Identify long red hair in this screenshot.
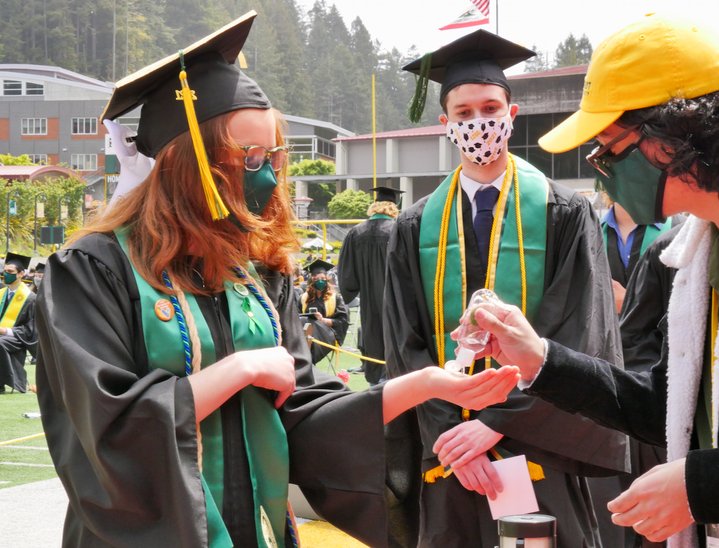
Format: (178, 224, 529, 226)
(71, 109, 299, 294)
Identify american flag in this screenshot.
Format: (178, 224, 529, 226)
(471, 0, 490, 17)
(439, 2, 491, 31)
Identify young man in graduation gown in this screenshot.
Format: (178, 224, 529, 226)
(337, 186, 404, 386)
(0, 252, 36, 393)
(601, 199, 683, 312)
(461, 13, 719, 546)
(383, 30, 629, 547)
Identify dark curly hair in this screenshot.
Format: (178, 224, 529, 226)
(619, 91, 719, 193)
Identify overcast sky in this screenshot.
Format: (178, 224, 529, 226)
(295, 0, 719, 71)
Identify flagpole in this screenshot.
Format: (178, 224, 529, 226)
(372, 73, 377, 189)
(495, 0, 499, 34)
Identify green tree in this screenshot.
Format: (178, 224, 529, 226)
(554, 33, 593, 68)
(290, 158, 335, 212)
(327, 189, 371, 219)
(0, 154, 36, 166)
(524, 44, 549, 73)
(0, 177, 85, 255)
(289, 158, 335, 176)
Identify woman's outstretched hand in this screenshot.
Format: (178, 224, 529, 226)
(430, 365, 521, 410)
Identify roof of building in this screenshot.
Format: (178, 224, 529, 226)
(0, 165, 82, 181)
(0, 63, 113, 94)
(508, 64, 588, 80)
(337, 124, 445, 142)
(285, 114, 355, 137)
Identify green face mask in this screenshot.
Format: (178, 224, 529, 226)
(312, 279, 328, 291)
(243, 162, 278, 215)
(3, 272, 17, 285)
(594, 145, 668, 225)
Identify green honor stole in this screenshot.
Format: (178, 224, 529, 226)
(419, 155, 548, 482)
(419, 154, 548, 367)
(116, 229, 289, 548)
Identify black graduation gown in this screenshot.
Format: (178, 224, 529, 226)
(36, 232, 392, 548)
(384, 181, 629, 547)
(0, 287, 36, 392)
(594, 226, 683, 548)
(620, 224, 682, 370)
(337, 216, 394, 384)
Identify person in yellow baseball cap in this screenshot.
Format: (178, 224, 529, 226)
(451, 12, 719, 547)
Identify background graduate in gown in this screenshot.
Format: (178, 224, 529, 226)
(337, 185, 404, 385)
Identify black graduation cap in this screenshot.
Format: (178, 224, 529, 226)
(34, 262, 45, 273)
(306, 258, 334, 276)
(4, 252, 31, 271)
(403, 29, 535, 122)
(100, 10, 270, 159)
(372, 186, 405, 204)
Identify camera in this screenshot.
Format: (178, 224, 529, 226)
(309, 307, 318, 314)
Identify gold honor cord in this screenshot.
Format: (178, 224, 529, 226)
(425, 155, 544, 484)
(432, 166, 461, 368)
(712, 290, 718, 447)
(177, 52, 230, 221)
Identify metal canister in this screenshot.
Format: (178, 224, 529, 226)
(498, 514, 556, 548)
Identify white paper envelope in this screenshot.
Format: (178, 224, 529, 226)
(487, 454, 540, 520)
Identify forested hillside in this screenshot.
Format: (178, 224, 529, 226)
(0, 0, 441, 132)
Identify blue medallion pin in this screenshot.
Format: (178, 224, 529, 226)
(154, 298, 174, 322)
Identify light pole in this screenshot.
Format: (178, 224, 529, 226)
(34, 193, 47, 254)
(56, 195, 71, 250)
(5, 189, 21, 254)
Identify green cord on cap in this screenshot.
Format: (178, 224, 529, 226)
(408, 53, 432, 123)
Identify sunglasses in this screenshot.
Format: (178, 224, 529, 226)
(229, 145, 289, 172)
(585, 126, 639, 178)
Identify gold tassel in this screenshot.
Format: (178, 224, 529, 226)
(176, 58, 229, 221)
(423, 464, 453, 483)
(527, 460, 545, 481)
(491, 448, 545, 482)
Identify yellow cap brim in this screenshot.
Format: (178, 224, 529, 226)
(538, 108, 624, 153)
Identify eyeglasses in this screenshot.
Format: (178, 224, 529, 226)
(234, 145, 289, 172)
(585, 125, 639, 178)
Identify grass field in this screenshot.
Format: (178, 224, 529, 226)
(0, 363, 56, 489)
(0, 313, 371, 491)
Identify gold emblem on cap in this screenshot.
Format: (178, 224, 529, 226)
(154, 299, 174, 322)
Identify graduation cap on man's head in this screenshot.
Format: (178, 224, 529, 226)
(4, 252, 31, 271)
(372, 186, 405, 205)
(403, 29, 535, 122)
(305, 258, 334, 276)
(34, 262, 45, 273)
(100, 11, 270, 221)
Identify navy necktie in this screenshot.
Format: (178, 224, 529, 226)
(473, 187, 500, 264)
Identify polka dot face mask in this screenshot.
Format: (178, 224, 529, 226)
(445, 113, 513, 166)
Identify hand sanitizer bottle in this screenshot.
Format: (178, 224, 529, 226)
(444, 289, 501, 374)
